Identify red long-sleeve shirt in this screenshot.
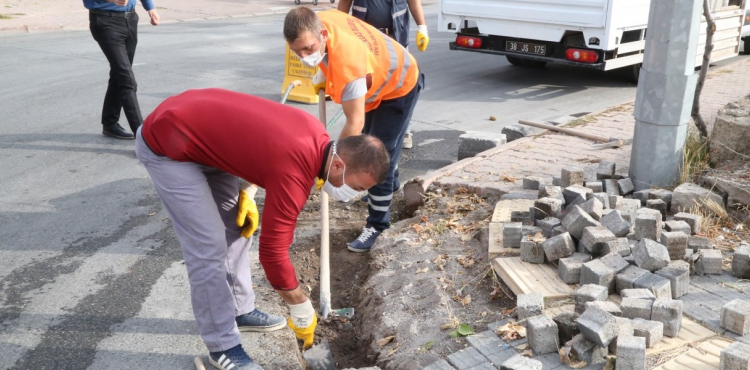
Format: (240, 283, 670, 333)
(142, 88, 330, 290)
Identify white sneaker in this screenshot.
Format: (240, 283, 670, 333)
(402, 132, 413, 149)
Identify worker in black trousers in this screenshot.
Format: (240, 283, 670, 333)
(84, 0, 160, 140)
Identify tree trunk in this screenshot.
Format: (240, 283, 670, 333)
(691, 0, 715, 139)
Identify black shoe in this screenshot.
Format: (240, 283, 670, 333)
(102, 123, 134, 140)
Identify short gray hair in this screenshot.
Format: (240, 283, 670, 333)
(283, 7, 322, 43)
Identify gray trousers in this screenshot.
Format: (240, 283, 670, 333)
(135, 128, 256, 352)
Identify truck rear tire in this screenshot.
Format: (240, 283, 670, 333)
(627, 63, 641, 83)
(744, 37, 750, 55)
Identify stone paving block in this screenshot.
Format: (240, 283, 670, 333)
(673, 212, 701, 234)
(580, 226, 616, 256)
(586, 181, 603, 193)
(562, 205, 601, 240)
(466, 330, 506, 358)
(599, 252, 630, 273)
(527, 314, 559, 355)
(616, 265, 650, 293)
(589, 192, 610, 209)
(634, 208, 663, 241)
(577, 306, 618, 347)
(466, 363, 495, 370)
(485, 349, 517, 369)
(532, 353, 563, 370)
(538, 217, 562, 238)
(651, 298, 683, 337)
(732, 246, 750, 279)
(511, 210, 532, 225)
(688, 236, 713, 251)
(568, 333, 608, 365)
(503, 222, 523, 249)
(580, 197, 604, 221)
(501, 124, 530, 142)
(596, 161, 615, 180)
(517, 293, 544, 320)
(447, 347, 486, 370)
(621, 288, 656, 300)
(553, 312, 580, 345)
(534, 197, 562, 220)
(672, 182, 724, 214)
(618, 177, 635, 195)
(649, 189, 673, 211)
(604, 179, 620, 197)
(575, 284, 608, 314)
(564, 195, 587, 213)
(542, 232, 574, 262)
(580, 259, 616, 294)
(633, 189, 651, 206)
(602, 237, 631, 257)
(561, 166, 585, 188)
(617, 198, 641, 224)
(423, 359, 455, 370)
(720, 341, 750, 370)
(564, 185, 593, 206)
(695, 249, 723, 276)
(458, 132, 506, 160)
(632, 239, 670, 272)
(552, 225, 566, 237)
(520, 235, 546, 264)
(609, 195, 623, 209)
(634, 273, 672, 299)
(625, 254, 637, 266)
(540, 185, 565, 204)
(660, 231, 689, 261)
(523, 176, 544, 191)
(631, 318, 664, 348)
(655, 262, 690, 298)
(585, 301, 622, 317)
(609, 316, 635, 355)
(621, 298, 654, 320)
(552, 176, 562, 186)
(600, 209, 631, 238)
(558, 252, 593, 284)
(522, 225, 542, 236)
(720, 299, 750, 336)
(646, 199, 667, 221)
(500, 354, 543, 370)
(664, 220, 692, 235)
(616, 336, 646, 370)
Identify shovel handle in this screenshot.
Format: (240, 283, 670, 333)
(517, 119, 612, 143)
(319, 88, 332, 319)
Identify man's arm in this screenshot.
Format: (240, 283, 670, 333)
(408, 0, 429, 52)
(407, 0, 426, 26)
(140, 0, 160, 25)
(339, 95, 366, 139)
(276, 286, 309, 304)
(337, 0, 353, 13)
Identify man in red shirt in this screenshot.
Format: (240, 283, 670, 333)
(135, 88, 389, 370)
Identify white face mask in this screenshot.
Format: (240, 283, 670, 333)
(321, 142, 359, 202)
(300, 49, 326, 67)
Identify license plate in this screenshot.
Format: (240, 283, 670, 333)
(506, 41, 546, 55)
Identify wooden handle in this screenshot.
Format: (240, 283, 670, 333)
(517, 119, 612, 143)
(194, 357, 206, 370)
(318, 88, 331, 319)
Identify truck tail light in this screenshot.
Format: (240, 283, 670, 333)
(456, 35, 483, 48)
(565, 48, 599, 63)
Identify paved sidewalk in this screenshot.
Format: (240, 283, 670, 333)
(0, 0, 336, 33)
(412, 57, 750, 200)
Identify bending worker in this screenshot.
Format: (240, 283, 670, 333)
(135, 88, 390, 370)
(284, 8, 424, 252)
(337, 0, 429, 149)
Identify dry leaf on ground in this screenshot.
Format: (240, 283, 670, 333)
(376, 336, 395, 347)
(496, 322, 526, 341)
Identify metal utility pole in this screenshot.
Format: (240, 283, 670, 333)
(629, 0, 702, 190)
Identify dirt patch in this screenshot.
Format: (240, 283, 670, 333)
(260, 188, 515, 369)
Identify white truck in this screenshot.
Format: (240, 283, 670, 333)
(438, 0, 747, 81)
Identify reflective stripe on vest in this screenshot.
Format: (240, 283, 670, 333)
(352, 5, 367, 12)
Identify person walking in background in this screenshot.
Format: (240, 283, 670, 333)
(84, 0, 160, 140)
(337, 0, 429, 149)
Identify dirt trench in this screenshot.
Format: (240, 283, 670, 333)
(274, 189, 516, 369)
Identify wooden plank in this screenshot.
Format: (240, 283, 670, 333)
(491, 199, 536, 223)
(652, 337, 732, 370)
(491, 257, 573, 300)
(488, 222, 520, 259)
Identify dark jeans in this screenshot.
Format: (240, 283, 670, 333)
(89, 11, 143, 133)
(364, 73, 424, 231)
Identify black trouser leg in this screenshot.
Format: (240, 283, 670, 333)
(89, 12, 143, 133)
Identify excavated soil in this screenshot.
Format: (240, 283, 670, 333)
(263, 188, 516, 369)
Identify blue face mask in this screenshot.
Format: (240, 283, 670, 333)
(321, 142, 359, 202)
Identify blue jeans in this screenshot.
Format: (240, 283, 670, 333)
(364, 73, 424, 231)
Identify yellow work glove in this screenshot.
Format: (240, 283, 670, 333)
(315, 177, 325, 190)
(288, 299, 317, 349)
(236, 187, 259, 238)
(416, 25, 429, 52)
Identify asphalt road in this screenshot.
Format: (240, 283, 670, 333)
(1, 5, 747, 369)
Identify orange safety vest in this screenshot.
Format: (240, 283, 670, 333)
(317, 10, 419, 112)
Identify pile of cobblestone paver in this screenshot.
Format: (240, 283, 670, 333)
(490, 163, 750, 370)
